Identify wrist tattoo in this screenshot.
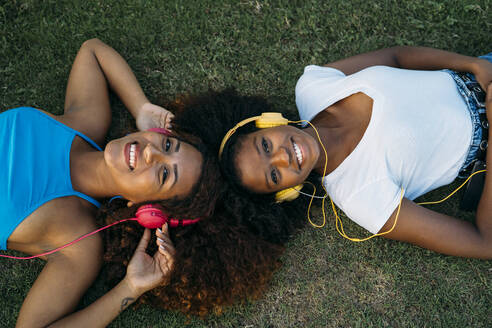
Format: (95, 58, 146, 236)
(120, 297, 135, 312)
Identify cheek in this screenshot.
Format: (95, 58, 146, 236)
(123, 173, 157, 198)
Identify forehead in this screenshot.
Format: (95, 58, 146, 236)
(234, 132, 270, 193)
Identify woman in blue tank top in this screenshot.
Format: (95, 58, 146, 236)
(0, 39, 222, 326)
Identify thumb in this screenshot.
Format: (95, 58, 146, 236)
(135, 228, 151, 253)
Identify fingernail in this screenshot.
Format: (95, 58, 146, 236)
(157, 237, 164, 243)
(159, 244, 166, 250)
(157, 228, 162, 234)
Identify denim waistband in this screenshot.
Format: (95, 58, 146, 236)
(443, 68, 488, 178)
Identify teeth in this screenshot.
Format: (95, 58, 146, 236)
(129, 144, 136, 169)
(293, 141, 303, 166)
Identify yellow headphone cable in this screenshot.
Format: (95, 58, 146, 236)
(296, 120, 487, 242)
(218, 113, 487, 242)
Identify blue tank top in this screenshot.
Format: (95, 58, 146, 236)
(0, 107, 101, 250)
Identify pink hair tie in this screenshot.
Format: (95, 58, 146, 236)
(147, 127, 171, 135)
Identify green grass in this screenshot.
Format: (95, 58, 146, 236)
(1, 0, 491, 327)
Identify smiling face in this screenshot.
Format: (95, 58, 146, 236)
(234, 125, 320, 194)
(104, 131, 203, 203)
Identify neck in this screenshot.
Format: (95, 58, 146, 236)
(70, 149, 120, 199)
(303, 109, 356, 176)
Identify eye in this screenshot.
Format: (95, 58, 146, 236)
(262, 137, 270, 153)
(271, 169, 278, 184)
(161, 166, 169, 185)
(164, 138, 171, 152)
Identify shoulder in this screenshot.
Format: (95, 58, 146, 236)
(295, 65, 347, 123)
(295, 65, 346, 95)
(9, 197, 101, 257)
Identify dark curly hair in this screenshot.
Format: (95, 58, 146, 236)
(100, 198, 284, 316)
(99, 89, 315, 316)
(171, 88, 320, 244)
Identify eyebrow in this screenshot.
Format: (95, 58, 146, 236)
(253, 136, 260, 155)
(253, 136, 271, 189)
(171, 163, 178, 188)
(175, 139, 181, 152)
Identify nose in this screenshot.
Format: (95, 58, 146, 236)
(270, 147, 290, 168)
(143, 143, 166, 164)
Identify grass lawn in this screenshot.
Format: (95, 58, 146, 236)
(1, 0, 491, 327)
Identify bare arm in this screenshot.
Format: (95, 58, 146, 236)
(16, 226, 175, 328)
(63, 39, 172, 143)
(379, 84, 492, 258)
(325, 46, 492, 90)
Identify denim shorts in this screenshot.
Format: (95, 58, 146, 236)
(443, 52, 491, 178)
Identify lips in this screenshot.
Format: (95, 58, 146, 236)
(125, 142, 139, 170)
(292, 139, 303, 169)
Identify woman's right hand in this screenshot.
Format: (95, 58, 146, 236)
(124, 224, 175, 296)
(486, 83, 492, 123)
(472, 58, 492, 92)
(136, 102, 174, 131)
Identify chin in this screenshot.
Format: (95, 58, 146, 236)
(104, 141, 119, 170)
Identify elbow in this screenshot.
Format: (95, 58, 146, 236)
(390, 46, 409, 68)
(80, 38, 103, 50)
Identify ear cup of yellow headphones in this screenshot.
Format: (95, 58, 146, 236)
(275, 184, 304, 203)
(255, 112, 289, 129)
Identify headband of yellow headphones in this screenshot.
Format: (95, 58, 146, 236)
(218, 112, 289, 158)
(218, 112, 303, 203)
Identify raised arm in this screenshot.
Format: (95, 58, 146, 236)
(63, 39, 172, 144)
(16, 226, 175, 328)
(378, 84, 492, 258)
(325, 46, 492, 89)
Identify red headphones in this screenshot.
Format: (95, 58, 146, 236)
(134, 204, 200, 229)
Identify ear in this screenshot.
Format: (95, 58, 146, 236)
(127, 201, 135, 208)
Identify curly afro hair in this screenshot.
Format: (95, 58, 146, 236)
(171, 88, 320, 244)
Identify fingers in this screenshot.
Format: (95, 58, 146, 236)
(163, 110, 174, 130)
(155, 223, 175, 278)
(156, 223, 175, 255)
(486, 83, 492, 122)
(135, 228, 151, 253)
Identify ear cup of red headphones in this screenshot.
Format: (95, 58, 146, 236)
(135, 204, 169, 229)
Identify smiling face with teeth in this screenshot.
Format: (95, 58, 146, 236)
(104, 130, 203, 203)
(234, 125, 320, 194)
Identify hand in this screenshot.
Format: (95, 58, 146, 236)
(486, 83, 492, 123)
(471, 58, 492, 91)
(136, 102, 174, 131)
(124, 225, 175, 295)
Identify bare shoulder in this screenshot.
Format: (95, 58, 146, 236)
(7, 196, 101, 258)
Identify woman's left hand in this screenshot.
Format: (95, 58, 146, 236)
(471, 58, 492, 91)
(124, 225, 175, 296)
(136, 102, 174, 131)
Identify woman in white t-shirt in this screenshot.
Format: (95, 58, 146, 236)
(211, 47, 492, 258)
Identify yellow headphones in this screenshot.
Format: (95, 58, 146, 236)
(218, 112, 304, 203)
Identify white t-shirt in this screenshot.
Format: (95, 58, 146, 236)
(295, 65, 472, 233)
